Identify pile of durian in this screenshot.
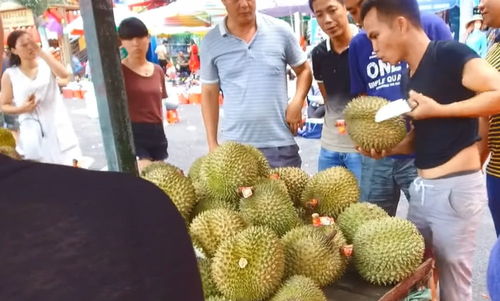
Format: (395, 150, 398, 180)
(142, 142, 425, 301)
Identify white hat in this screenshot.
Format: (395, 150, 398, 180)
(466, 14, 483, 27)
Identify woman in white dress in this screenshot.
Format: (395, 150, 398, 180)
(0, 30, 81, 165)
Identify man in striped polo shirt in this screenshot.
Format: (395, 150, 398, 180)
(480, 0, 500, 237)
(200, 0, 312, 168)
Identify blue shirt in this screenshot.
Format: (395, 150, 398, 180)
(465, 30, 489, 58)
(200, 14, 307, 148)
(349, 13, 452, 100)
(488, 238, 500, 301)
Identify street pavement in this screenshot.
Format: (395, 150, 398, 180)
(66, 91, 496, 300)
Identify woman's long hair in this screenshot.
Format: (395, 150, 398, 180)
(7, 30, 28, 67)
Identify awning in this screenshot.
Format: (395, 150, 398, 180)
(418, 0, 459, 13)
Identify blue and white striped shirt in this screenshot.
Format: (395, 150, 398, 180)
(200, 13, 307, 148)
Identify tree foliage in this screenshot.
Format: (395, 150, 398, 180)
(18, 0, 48, 16)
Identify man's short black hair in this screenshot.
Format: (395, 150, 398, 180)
(309, 0, 345, 12)
(360, 0, 421, 27)
(118, 17, 149, 39)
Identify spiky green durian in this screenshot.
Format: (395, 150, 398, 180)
(190, 209, 247, 257)
(0, 146, 21, 159)
(0, 128, 15, 148)
(141, 162, 197, 221)
(206, 296, 233, 301)
(239, 179, 302, 236)
(199, 142, 270, 205)
(212, 226, 285, 301)
(282, 224, 348, 287)
(140, 161, 183, 177)
(337, 203, 389, 243)
(198, 257, 220, 298)
(244, 144, 271, 176)
(353, 217, 425, 286)
(270, 275, 327, 301)
(190, 197, 238, 220)
(188, 156, 206, 182)
(301, 167, 359, 218)
(270, 167, 310, 206)
(343, 96, 407, 152)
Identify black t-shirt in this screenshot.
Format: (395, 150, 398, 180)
(312, 39, 354, 105)
(0, 155, 203, 301)
(406, 41, 480, 169)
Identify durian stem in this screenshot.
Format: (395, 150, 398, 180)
(326, 229, 338, 241)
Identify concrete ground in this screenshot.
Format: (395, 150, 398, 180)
(67, 92, 496, 300)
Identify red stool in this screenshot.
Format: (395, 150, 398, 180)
(166, 109, 180, 124)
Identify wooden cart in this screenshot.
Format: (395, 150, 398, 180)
(324, 258, 436, 301)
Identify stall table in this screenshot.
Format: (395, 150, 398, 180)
(324, 258, 435, 301)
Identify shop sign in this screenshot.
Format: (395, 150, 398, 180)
(1, 9, 35, 28)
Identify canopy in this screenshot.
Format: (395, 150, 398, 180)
(417, 0, 459, 13)
(138, 0, 225, 31)
(257, 0, 312, 17)
(152, 25, 214, 37)
(66, 6, 136, 36)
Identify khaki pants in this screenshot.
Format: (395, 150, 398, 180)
(408, 171, 487, 301)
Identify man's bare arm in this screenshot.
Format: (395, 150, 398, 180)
(201, 83, 221, 151)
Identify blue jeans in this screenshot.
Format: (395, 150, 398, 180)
(487, 174, 500, 236)
(361, 156, 417, 216)
(317, 148, 362, 183)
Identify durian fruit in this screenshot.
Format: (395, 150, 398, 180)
(189, 209, 247, 257)
(239, 179, 302, 236)
(343, 96, 407, 152)
(141, 162, 197, 221)
(270, 167, 310, 206)
(191, 197, 238, 220)
(0, 128, 15, 148)
(198, 257, 220, 298)
(301, 167, 359, 218)
(244, 144, 271, 177)
(212, 226, 285, 301)
(199, 142, 270, 205)
(0, 146, 21, 159)
(188, 156, 206, 183)
(270, 275, 327, 301)
(282, 224, 348, 287)
(337, 203, 389, 243)
(140, 161, 183, 177)
(353, 217, 425, 286)
(206, 296, 233, 301)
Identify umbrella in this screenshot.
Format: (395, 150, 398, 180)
(66, 6, 136, 36)
(138, 0, 225, 30)
(152, 25, 214, 36)
(257, 0, 312, 17)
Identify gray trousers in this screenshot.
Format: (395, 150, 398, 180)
(258, 144, 302, 168)
(408, 171, 487, 301)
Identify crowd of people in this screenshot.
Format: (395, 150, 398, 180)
(199, 0, 500, 300)
(1, 0, 500, 300)
(154, 37, 200, 84)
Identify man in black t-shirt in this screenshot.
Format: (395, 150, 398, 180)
(309, 0, 362, 179)
(359, 0, 500, 300)
(0, 155, 204, 301)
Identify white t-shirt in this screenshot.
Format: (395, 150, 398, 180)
(155, 44, 168, 60)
